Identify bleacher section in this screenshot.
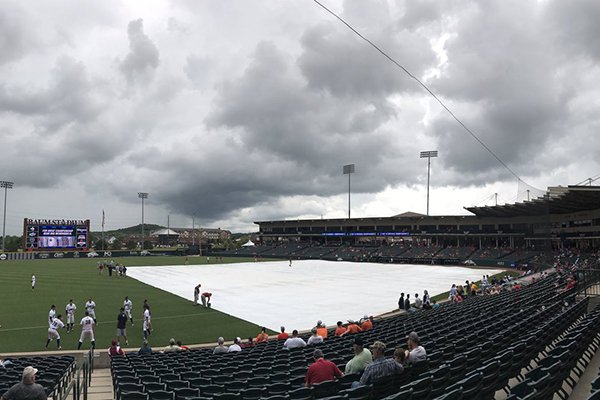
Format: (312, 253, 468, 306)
(0, 355, 75, 399)
(213, 243, 556, 267)
(109, 272, 598, 400)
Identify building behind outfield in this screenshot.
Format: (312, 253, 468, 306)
(255, 185, 600, 251)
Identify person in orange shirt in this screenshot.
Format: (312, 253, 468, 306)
(277, 326, 289, 340)
(361, 316, 373, 331)
(341, 321, 362, 336)
(334, 321, 347, 337)
(255, 327, 269, 343)
(315, 320, 328, 339)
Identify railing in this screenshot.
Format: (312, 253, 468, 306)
(60, 350, 94, 400)
(575, 264, 600, 297)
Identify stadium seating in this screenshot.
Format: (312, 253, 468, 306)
(0, 355, 75, 399)
(107, 270, 599, 400)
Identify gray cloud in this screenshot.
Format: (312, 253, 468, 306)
(119, 18, 159, 83)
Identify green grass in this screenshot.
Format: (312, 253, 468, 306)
(0, 256, 273, 353)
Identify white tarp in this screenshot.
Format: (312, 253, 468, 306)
(127, 260, 503, 332)
(241, 240, 255, 247)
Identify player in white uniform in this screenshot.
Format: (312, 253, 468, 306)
(46, 314, 64, 349)
(78, 311, 96, 350)
(85, 298, 97, 323)
(31, 274, 36, 290)
(143, 304, 152, 339)
(48, 305, 56, 326)
(123, 296, 133, 325)
(65, 300, 77, 333)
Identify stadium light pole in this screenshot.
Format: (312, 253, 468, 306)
(1, 181, 14, 252)
(420, 151, 438, 216)
(138, 192, 148, 250)
(343, 164, 355, 219)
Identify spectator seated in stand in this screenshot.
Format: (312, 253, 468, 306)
(406, 332, 426, 365)
(108, 340, 124, 357)
(228, 337, 242, 352)
(316, 320, 328, 339)
(176, 340, 190, 351)
(394, 347, 406, 365)
(361, 316, 373, 331)
(255, 327, 269, 343)
(353, 341, 403, 388)
(334, 321, 347, 337)
(277, 326, 289, 340)
(284, 330, 307, 349)
(344, 337, 372, 375)
(241, 337, 254, 348)
(307, 328, 324, 345)
(305, 349, 344, 388)
(138, 340, 152, 355)
(213, 337, 228, 354)
(163, 338, 181, 353)
(340, 321, 362, 336)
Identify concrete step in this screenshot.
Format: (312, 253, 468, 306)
(87, 368, 114, 400)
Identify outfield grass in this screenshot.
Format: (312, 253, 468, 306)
(0, 256, 273, 353)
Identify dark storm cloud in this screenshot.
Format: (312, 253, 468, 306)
(119, 18, 159, 83)
(424, 0, 574, 185)
(298, 20, 436, 98)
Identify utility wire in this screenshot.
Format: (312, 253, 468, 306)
(312, 0, 523, 182)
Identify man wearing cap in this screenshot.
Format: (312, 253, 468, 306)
(406, 332, 427, 365)
(305, 349, 344, 387)
(0, 366, 47, 400)
(228, 337, 242, 352)
(344, 337, 372, 375)
(361, 316, 373, 331)
(315, 320, 328, 339)
(355, 341, 403, 387)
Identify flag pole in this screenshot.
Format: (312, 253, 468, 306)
(101, 210, 105, 251)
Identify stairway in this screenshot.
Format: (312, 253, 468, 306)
(87, 368, 114, 400)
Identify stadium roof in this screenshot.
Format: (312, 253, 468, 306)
(464, 185, 600, 218)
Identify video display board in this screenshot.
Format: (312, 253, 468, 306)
(23, 218, 90, 251)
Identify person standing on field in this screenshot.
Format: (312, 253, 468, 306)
(31, 274, 36, 290)
(116, 307, 128, 346)
(65, 300, 77, 333)
(77, 311, 96, 350)
(123, 296, 133, 325)
(85, 297, 97, 323)
(143, 304, 152, 339)
(45, 314, 64, 350)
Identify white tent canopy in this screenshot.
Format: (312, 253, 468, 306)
(241, 240, 255, 247)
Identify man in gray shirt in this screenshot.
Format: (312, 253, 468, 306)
(406, 332, 427, 365)
(1, 366, 47, 400)
(213, 337, 229, 354)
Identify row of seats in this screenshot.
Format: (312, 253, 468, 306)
(110, 271, 595, 400)
(0, 355, 75, 399)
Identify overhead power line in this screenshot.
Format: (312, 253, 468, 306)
(311, 0, 525, 183)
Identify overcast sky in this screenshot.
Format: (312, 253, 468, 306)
(1, 0, 599, 235)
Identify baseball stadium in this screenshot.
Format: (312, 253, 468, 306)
(2, 1, 600, 400)
(1, 184, 600, 400)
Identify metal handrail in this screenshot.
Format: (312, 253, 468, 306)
(60, 349, 94, 400)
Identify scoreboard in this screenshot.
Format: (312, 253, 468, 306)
(23, 218, 90, 251)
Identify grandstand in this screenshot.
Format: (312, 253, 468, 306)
(107, 264, 600, 400)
